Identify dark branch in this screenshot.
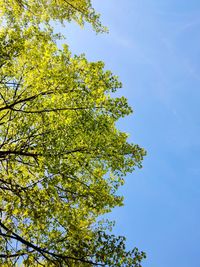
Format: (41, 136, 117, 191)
(0, 221, 105, 266)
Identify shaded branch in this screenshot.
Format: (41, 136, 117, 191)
(0, 221, 105, 266)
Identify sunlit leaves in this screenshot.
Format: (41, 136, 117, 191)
(0, 1, 146, 266)
(0, 0, 107, 32)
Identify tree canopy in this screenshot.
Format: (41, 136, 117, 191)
(0, 1, 146, 266)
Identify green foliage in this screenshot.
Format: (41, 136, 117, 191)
(0, 0, 107, 32)
(0, 0, 146, 266)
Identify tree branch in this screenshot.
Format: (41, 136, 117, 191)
(0, 221, 105, 266)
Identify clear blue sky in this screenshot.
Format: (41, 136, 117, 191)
(57, 1, 200, 266)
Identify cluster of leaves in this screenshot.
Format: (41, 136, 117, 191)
(0, 0, 106, 32)
(0, 0, 146, 266)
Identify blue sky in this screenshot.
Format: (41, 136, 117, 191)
(57, 1, 200, 266)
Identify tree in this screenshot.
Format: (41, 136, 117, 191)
(0, 1, 146, 266)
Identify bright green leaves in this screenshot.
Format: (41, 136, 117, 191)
(0, 1, 146, 266)
(0, 0, 106, 33)
(92, 232, 146, 267)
